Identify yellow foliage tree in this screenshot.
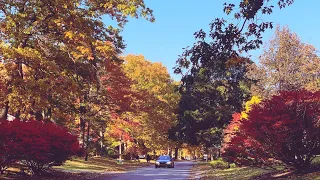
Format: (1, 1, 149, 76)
(122, 54, 180, 151)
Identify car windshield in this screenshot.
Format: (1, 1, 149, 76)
(158, 156, 170, 160)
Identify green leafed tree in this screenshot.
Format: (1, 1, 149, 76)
(171, 55, 253, 147)
(170, 0, 296, 148)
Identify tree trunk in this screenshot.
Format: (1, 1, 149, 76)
(85, 121, 90, 161)
(174, 147, 178, 159)
(100, 126, 104, 156)
(45, 107, 52, 121)
(79, 95, 87, 149)
(14, 55, 24, 120)
(14, 110, 20, 119)
(0, 102, 9, 120)
(124, 142, 127, 152)
(119, 137, 122, 161)
(80, 118, 86, 149)
(35, 110, 43, 121)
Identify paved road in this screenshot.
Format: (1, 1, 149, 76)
(106, 161, 195, 180)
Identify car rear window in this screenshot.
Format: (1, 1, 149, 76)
(158, 156, 170, 160)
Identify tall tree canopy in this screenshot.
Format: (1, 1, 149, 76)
(0, 0, 154, 121)
(247, 26, 320, 97)
(123, 54, 180, 151)
(170, 56, 253, 147)
(171, 0, 295, 148)
(0, 0, 154, 161)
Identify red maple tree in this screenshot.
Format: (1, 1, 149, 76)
(223, 90, 320, 169)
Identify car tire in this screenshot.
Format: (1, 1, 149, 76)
(155, 165, 158, 168)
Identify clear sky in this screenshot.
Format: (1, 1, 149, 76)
(113, 0, 320, 81)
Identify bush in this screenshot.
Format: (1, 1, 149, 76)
(0, 120, 15, 174)
(223, 90, 320, 170)
(123, 152, 134, 160)
(210, 158, 229, 169)
(229, 163, 237, 168)
(0, 119, 81, 175)
(106, 149, 118, 159)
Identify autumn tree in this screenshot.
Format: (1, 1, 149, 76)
(247, 26, 320, 97)
(223, 90, 320, 170)
(0, 0, 154, 121)
(0, 1, 155, 162)
(221, 96, 261, 164)
(122, 54, 180, 152)
(98, 60, 142, 157)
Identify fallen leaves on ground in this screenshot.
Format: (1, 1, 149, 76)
(0, 157, 153, 180)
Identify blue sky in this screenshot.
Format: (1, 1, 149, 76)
(112, 1, 320, 81)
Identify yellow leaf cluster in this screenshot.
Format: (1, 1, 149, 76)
(240, 96, 261, 119)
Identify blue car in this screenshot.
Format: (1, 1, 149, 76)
(155, 155, 174, 168)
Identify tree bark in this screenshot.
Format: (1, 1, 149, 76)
(35, 110, 43, 121)
(0, 102, 9, 120)
(174, 147, 179, 159)
(85, 121, 90, 161)
(100, 126, 104, 156)
(79, 95, 87, 149)
(45, 107, 52, 121)
(119, 133, 123, 161)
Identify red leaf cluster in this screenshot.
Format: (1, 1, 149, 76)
(222, 113, 241, 149)
(101, 61, 141, 113)
(101, 61, 146, 142)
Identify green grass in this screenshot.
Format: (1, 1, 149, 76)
(53, 157, 153, 173)
(191, 156, 320, 180)
(191, 162, 272, 180)
(0, 157, 153, 180)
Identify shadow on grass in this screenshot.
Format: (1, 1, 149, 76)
(0, 169, 111, 180)
(192, 157, 320, 180)
(0, 157, 152, 180)
(53, 157, 152, 173)
(251, 156, 320, 180)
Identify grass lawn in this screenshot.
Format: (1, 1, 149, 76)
(190, 156, 320, 180)
(0, 157, 154, 180)
(53, 157, 153, 173)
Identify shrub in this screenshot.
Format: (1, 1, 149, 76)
(123, 152, 134, 160)
(0, 120, 15, 174)
(223, 90, 320, 170)
(0, 119, 81, 175)
(107, 149, 118, 159)
(210, 158, 229, 169)
(229, 163, 237, 168)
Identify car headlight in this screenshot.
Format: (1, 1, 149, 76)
(156, 162, 160, 164)
(166, 162, 171, 164)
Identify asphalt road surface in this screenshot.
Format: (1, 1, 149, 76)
(107, 161, 195, 180)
